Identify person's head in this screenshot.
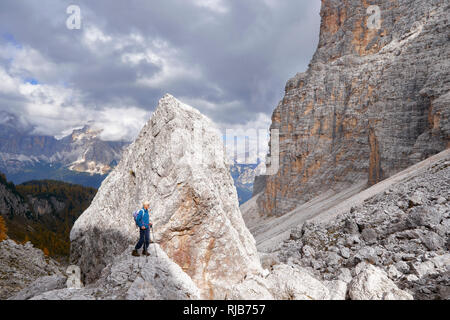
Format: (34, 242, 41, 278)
(143, 201, 150, 210)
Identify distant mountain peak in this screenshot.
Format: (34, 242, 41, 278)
(0, 120, 127, 178)
(69, 125, 103, 143)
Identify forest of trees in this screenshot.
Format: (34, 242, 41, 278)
(1, 178, 97, 260)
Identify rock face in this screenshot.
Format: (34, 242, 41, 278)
(252, 175, 267, 197)
(0, 173, 30, 218)
(70, 94, 262, 299)
(25, 195, 65, 217)
(0, 240, 63, 299)
(277, 155, 450, 299)
(258, 0, 449, 217)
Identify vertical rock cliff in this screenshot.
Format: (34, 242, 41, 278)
(70, 94, 262, 299)
(258, 0, 449, 217)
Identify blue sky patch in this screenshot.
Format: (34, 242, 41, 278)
(2, 33, 22, 49)
(25, 78, 39, 85)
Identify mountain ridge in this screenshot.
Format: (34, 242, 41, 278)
(0, 120, 127, 179)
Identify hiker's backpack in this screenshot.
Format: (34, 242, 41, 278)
(133, 209, 141, 227)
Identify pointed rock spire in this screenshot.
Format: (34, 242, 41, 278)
(70, 94, 262, 299)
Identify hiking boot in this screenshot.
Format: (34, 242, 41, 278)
(142, 250, 150, 256)
(132, 249, 140, 257)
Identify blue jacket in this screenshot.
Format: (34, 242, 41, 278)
(136, 208, 150, 229)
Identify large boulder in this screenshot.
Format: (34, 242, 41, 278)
(30, 245, 200, 300)
(227, 274, 274, 300)
(70, 94, 262, 299)
(229, 264, 332, 300)
(324, 280, 348, 300)
(266, 264, 330, 300)
(348, 263, 413, 300)
(8, 275, 67, 300)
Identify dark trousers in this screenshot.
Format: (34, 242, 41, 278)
(135, 228, 150, 252)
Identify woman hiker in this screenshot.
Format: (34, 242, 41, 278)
(132, 201, 153, 257)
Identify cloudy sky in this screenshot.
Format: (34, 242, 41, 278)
(0, 0, 321, 159)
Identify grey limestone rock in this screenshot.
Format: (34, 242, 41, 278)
(8, 275, 67, 300)
(258, 0, 449, 217)
(69, 94, 262, 299)
(30, 245, 201, 300)
(348, 263, 413, 300)
(276, 155, 450, 299)
(0, 240, 63, 299)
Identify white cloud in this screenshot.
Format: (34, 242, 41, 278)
(0, 49, 149, 141)
(0, 68, 18, 93)
(20, 82, 149, 141)
(0, 42, 73, 85)
(79, 25, 204, 90)
(178, 96, 238, 113)
(94, 106, 150, 141)
(0, 25, 160, 141)
(121, 51, 161, 66)
(192, 0, 229, 14)
(0, 0, 322, 147)
(136, 57, 203, 88)
(82, 25, 113, 51)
